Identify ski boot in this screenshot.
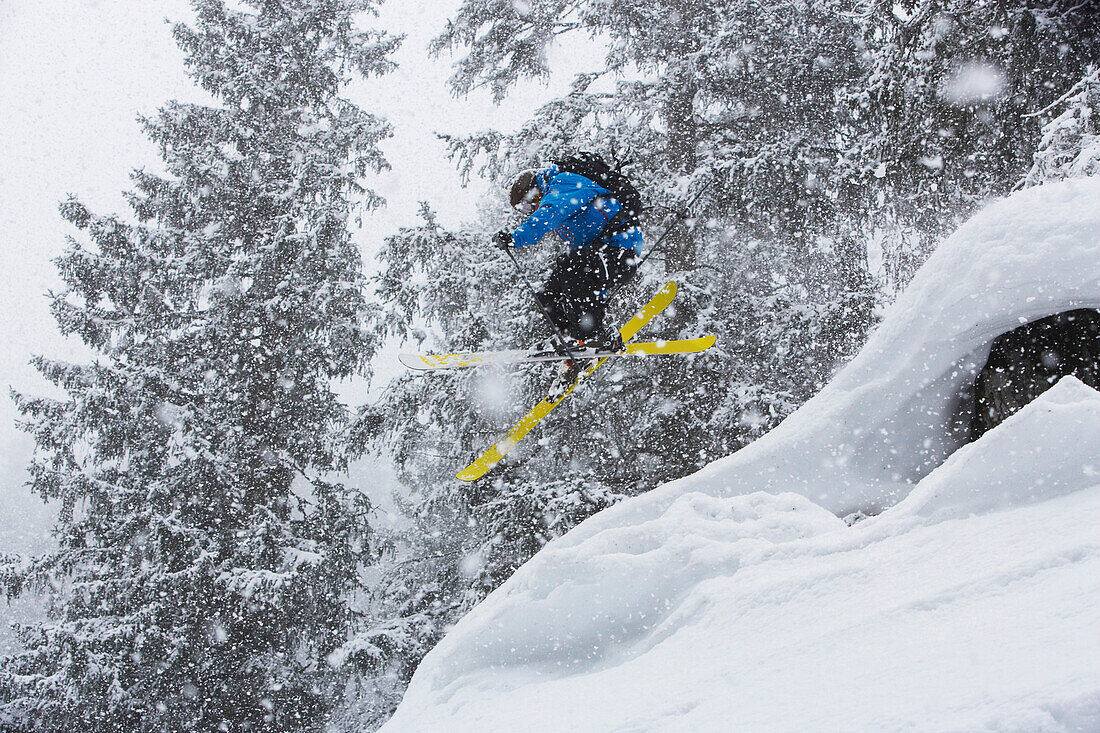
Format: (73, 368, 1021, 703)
(546, 327, 623, 400)
(587, 326, 625, 355)
(548, 357, 587, 400)
(528, 333, 577, 359)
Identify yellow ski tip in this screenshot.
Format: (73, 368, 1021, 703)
(618, 281, 675, 340)
(456, 444, 504, 481)
(694, 334, 717, 350)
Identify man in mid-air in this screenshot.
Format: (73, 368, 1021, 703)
(494, 154, 643, 394)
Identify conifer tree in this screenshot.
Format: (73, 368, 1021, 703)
(1021, 66, 1100, 187)
(434, 0, 875, 267)
(0, 1, 398, 730)
(853, 1, 1100, 287)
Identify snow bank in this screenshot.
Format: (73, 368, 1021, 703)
(381, 179, 1100, 731)
(894, 375, 1100, 522)
(399, 491, 845, 683)
(386, 490, 1100, 731)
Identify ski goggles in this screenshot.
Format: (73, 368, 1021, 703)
(514, 187, 541, 216)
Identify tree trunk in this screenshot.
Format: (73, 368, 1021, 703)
(662, 59, 698, 271)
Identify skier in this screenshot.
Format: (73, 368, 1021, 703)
(493, 155, 643, 392)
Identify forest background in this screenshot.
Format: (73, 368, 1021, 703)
(0, 0, 1096, 730)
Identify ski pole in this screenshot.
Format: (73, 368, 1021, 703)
(636, 173, 717, 270)
(605, 172, 717, 303)
(502, 245, 580, 360)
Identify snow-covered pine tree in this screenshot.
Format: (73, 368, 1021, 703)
(1021, 65, 1100, 187)
(435, 0, 875, 266)
(852, 1, 1100, 288)
(0, 1, 398, 730)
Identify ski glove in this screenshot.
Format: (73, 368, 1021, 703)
(493, 230, 514, 249)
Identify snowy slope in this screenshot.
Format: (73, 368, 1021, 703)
(380, 178, 1100, 732)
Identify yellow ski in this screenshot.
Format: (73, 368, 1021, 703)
(621, 335, 715, 356)
(457, 281, 680, 482)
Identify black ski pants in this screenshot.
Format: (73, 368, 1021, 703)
(536, 243, 639, 341)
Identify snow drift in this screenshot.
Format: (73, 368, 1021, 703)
(380, 178, 1100, 732)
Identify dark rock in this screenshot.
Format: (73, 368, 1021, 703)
(973, 309, 1100, 440)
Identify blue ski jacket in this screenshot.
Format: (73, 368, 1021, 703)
(511, 165, 643, 254)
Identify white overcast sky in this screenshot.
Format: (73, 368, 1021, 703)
(0, 0, 602, 553)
